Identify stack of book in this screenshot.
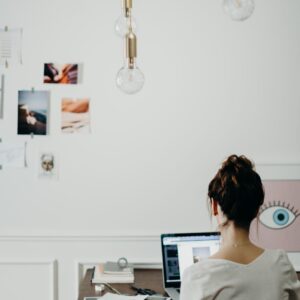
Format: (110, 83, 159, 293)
(92, 261, 134, 284)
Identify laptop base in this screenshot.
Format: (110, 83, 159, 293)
(165, 287, 180, 300)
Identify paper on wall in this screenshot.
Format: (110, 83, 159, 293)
(38, 151, 59, 180)
(0, 27, 22, 67)
(0, 141, 26, 168)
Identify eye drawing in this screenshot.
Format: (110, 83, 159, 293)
(258, 201, 300, 229)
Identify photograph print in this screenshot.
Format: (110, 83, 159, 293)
(44, 63, 79, 84)
(17, 90, 49, 135)
(61, 98, 90, 133)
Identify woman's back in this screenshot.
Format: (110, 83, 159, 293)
(180, 249, 300, 300)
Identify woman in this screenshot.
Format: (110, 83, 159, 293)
(180, 155, 300, 300)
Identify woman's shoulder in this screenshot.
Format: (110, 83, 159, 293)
(262, 248, 291, 265)
(268, 249, 298, 274)
(183, 249, 290, 280)
(183, 257, 238, 282)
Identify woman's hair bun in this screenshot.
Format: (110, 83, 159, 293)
(208, 154, 264, 230)
(221, 155, 253, 173)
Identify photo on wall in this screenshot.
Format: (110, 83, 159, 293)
(61, 98, 90, 133)
(17, 90, 50, 135)
(43, 63, 79, 84)
(250, 180, 300, 252)
(38, 151, 58, 180)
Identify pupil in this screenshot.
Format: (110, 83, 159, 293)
(277, 213, 285, 221)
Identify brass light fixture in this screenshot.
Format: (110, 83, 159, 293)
(115, 0, 137, 38)
(116, 0, 145, 94)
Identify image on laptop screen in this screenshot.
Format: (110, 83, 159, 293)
(161, 232, 221, 287)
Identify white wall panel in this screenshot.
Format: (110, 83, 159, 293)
(0, 260, 58, 300)
(0, 236, 161, 300)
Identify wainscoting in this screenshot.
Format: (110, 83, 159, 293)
(0, 235, 161, 300)
(0, 260, 58, 300)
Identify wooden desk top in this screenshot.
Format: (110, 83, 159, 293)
(78, 268, 165, 300)
(78, 268, 300, 300)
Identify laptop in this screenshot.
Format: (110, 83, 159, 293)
(161, 232, 221, 300)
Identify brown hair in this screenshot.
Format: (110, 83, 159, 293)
(208, 155, 264, 230)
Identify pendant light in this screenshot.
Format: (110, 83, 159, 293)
(223, 0, 255, 21)
(116, 0, 145, 94)
(115, 0, 137, 38)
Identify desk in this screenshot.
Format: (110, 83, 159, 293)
(78, 268, 165, 300)
(78, 269, 300, 300)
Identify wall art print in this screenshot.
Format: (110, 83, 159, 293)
(0, 27, 22, 67)
(0, 141, 26, 169)
(250, 180, 300, 252)
(61, 98, 90, 133)
(44, 63, 79, 84)
(38, 151, 58, 180)
(17, 90, 50, 135)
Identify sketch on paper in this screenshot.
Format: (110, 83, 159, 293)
(44, 63, 79, 84)
(17, 90, 49, 135)
(61, 98, 90, 133)
(0, 141, 26, 168)
(250, 180, 300, 251)
(0, 27, 22, 67)
(38, 152, 58, 180)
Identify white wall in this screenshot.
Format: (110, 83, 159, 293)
(0, 0, 300, 299)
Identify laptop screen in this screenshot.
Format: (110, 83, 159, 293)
(161, 232, 221, 288)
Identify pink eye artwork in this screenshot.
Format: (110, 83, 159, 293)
(250, 180, 300, 252)
(259, 201, 299, 230)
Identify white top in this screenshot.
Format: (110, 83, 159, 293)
(180, 249, 300, 300)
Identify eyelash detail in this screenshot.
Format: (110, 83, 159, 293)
(260, 201, 300, 217)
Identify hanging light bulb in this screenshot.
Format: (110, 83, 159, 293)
(115, 0, 137, 38)
(223, 0, 255, 21)
(116, 29, 145, 94)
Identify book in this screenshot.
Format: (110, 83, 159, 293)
(104, 261, 133, 275)
(92, 264, 134, 284)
